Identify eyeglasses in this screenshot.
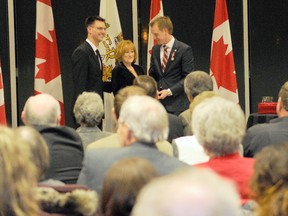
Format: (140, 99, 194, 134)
(91, 26, 106, 31)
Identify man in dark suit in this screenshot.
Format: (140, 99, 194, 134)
(77, 95, 188, 193)
(72, 16, 106, 100)
(21, 93, 84, 184)
(149, 16, 195, 116)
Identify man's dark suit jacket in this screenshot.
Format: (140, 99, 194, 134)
(168, 113, 184, 142)
(72, 41, 103, 100)
(35, 125, 84, 184)
(77, 142, 189, 194)
(149, 39, 194, 115)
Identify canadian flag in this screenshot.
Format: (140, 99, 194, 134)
(147, 0, 164, 73)
(34, 0, 65, 125)
(210, 0, 239, 103)
(0, 60, 7, 125)
(99, 0, 123, 90)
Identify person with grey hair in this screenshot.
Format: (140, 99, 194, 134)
(132, 168, 241, 216)
(193, 97, 254, 204)
(21, 93, 84, 184)
(73, 92, 111, 148)
(77, 95, 188, 194)
(179, 70, 213, 135)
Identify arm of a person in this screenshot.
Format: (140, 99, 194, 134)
(77, 152, 90, 186)
(111, 66, 125, 95)
(72, 49, 89, 97)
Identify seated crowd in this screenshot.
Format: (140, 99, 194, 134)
(1, 75, 288, 216)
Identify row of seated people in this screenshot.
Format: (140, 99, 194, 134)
(3, 71, 287, 215)
(2, 91, 288, 215)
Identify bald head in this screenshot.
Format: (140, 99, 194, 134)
(22, 94, 61, 126)
(132, 168, 240, 216)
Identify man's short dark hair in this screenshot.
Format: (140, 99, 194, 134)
(85, 16, 105, 28)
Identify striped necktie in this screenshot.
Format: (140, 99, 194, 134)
(161, 45, 168, 72)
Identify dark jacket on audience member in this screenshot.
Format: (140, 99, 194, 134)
(168, 113, 184, 142)
(77, 142, 188, 194)
(35, 126, 84, 184)
(243, 117, 288, 157)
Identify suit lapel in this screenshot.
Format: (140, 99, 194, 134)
(85, 41, 101, 70)
(164, 40, 178, 74)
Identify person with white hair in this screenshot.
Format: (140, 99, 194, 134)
(132, 168, 241, 216)
(193, 97, 254, 204)
(21, 93, 84, 184)
(77, 95, 188, 194)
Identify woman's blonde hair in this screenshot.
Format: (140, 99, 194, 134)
(115, 40, 137, 63)
(0, 126, 39, 216)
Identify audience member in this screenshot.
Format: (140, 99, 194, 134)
(172, 91, 216, 165)
(111, 40, 144, 95)
(132, 168, 240, 216)
(15, 126, 66, 186)
(101, 157, 158, 216)
(78, 96, 188, 193)
(133, 75, 184, 142)
(193, 97, 254, 204)
(21, 93, 84, 184)
(149, 16, 194, 115)
(87, 86, 173, 156)
(0, 126, 40, 216)
(179, 71, 213, 135)
(251, 142, 288, 216)
(14, 126, 49, 180)
(243, 81, 288, 157)
(73, 92, 111, 148)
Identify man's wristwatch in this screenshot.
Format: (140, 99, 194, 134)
(167, 88, 173, 96)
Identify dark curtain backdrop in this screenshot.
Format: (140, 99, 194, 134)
(249, 1, 288, 112)
(0, 0, 285, 126)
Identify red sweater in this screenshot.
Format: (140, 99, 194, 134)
(196, 153, 255, 204)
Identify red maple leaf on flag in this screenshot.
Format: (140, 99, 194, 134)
(210, 36, 237, 93)
(35, 31, 61, 84)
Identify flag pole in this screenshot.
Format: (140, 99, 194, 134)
(132, 0, 139, 64)
(243, 0, 250, 119)
(7, 0, 18, 127)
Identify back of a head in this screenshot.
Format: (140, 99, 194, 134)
(0, 126, 39, 216)
(14, 126, 49, 181)
(23, 93, 61, 126)
(189, 91, 218, 114)
(133, 75, 158, 98)
(114, 86, 147, 119)
(102, 157, 158, 216)
(119, 95, 169, 143)
(132, 168, 240, 216)
(251, 142, 288, 216)
(192, 97, 245, 157)
(73, 92, 104, 127)
(184, 71, 213, 99)
(278, 81, 288, 111)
